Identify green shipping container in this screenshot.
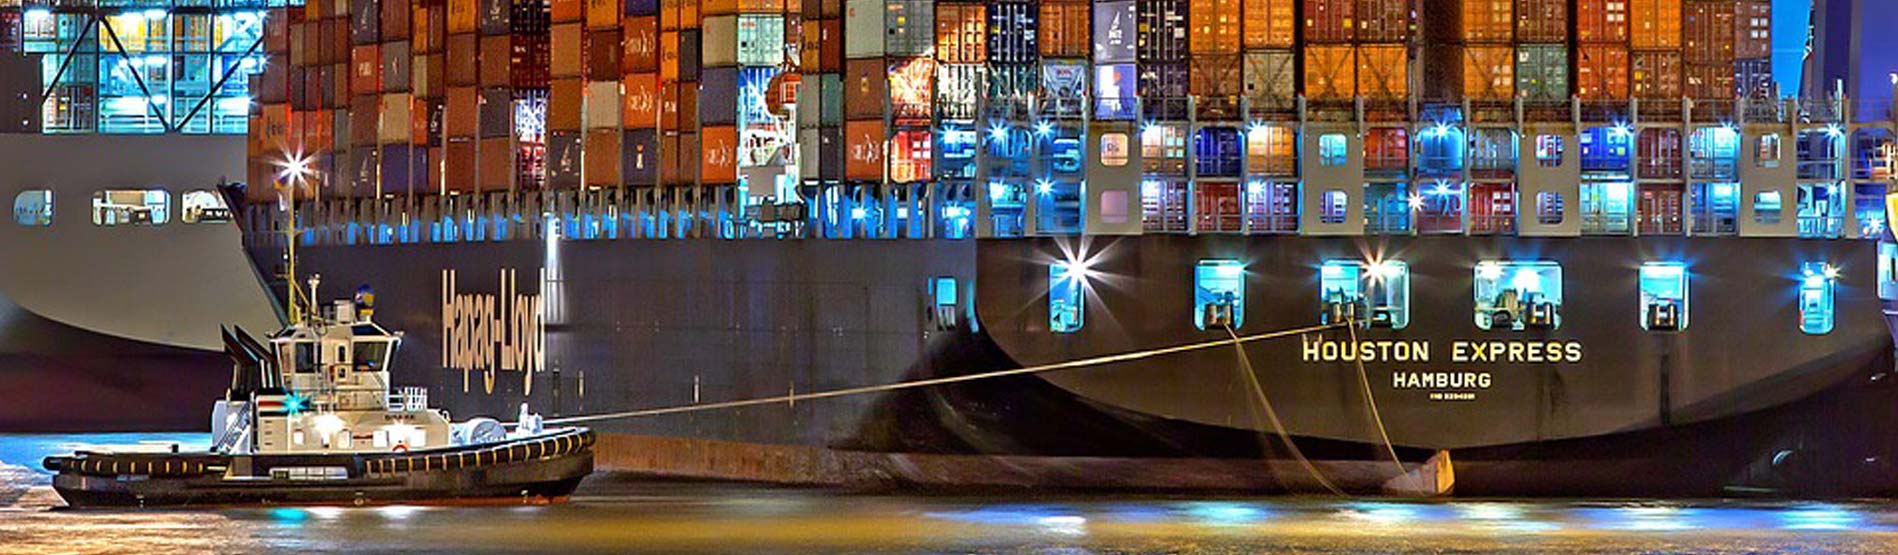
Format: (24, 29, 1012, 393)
(736, 14, 785, 66)
(1515, 44, 1569, 102)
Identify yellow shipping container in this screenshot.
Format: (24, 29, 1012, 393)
(1189, 0, 1241, 55)
(1303, 46, 1355, 99)
(1462, 45, 1514, 100)
(1355, 44, 1407, 100)
(1631, 0, 1681, 49)
(1242, 0, 1295, 49)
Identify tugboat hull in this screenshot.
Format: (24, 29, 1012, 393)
(45, 429, 595, 508)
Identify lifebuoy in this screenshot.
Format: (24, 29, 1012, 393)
(392, 444, 409, 453)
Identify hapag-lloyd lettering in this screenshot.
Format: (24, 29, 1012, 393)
(442, 268, 546, 395)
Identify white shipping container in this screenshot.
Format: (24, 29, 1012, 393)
(1041, 60, 1087, 99)
(1242, 50, 1295, 110)
(885, 0, 934, 57)
(585, 80, 621, 129)
(798, 127, 820, 179)
(703, 15, 739, 68)
(936, 63, 985, 120)
(411, 55, 434, 98)
(845, 0, 887, 58)
(737, 15, 786, 66)
(1093, 0, 1137, 64)
(379, 93, 413, 143)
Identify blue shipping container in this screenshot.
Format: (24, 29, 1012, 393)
(987, 3, 1040, 64)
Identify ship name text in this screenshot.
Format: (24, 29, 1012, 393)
(1301, 336, 1582, 364)
(442, 268, 545, 395)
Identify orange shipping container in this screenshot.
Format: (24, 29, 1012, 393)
(585, 129, 621, 186)
(1463, 0, 1513, 42)
(1040, 2, 1090, 58)
(936, 4, 986, 64)
(478, 35, 510, 87)
(661, 0, 679, 29)
(1515, 0, 1567, 43)
(446, 86, 478, 137)
(1577, 44, 1629, 99)
(1356, 0, 1411, 43)
(1355, 45, 1407, 100)
(844, 120, 885, 181)
(1462, 45, 1515, 100)
(1631, 49, 1682, 99)
(552, 24, 583, 77)
(445, 138, 477, 192)
(701, 126, 738, 184)
(1304, 0, 1354, 43)
(552, 0, 582, 23)
(447, 0, 476, 33)
(701, 0, 736, 17)
(587, 0, 621, 29)
(351, 45, 382, 95)
(1243, 0, 1295, 48)
(550, 78, 584, 131)
(660, 31, 679, 81)
(1303, 45, 1355, 99)
(622, 72, 659, 127)
(1577, 0, 1628, 43)
(478, 137, 514, 190)
(1189, 0, 1240, 55)
(737, 0, 782, 13)
(1630, 0, 1681, 49)
(844, 58, 888, 120)
(624, 16, 659, 73)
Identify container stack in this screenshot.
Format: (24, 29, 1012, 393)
(414, 0, 448, 196)
(1240, 0, 1293, 118)
(1683, 0, 1734, 106)
(883, 0, 934, 237)
(1450, 0, 1513, 119)
(1513, 0, 1569, 107)
(728, 2, 797, 208)
(1576, 0, 1630, 104)
(621, 0, 660, 198)
(1137, 0, 1188, 232)
(1631, 0, 1683, 119)
(1734, 0, 1771, 101)
(581, 0, 621, 193)
(1186, 0, 1239, 231)
(1035, 0, 1085, 233)
(933, 0, 985, 235)
(796, 0, 843, 226)
(545, 0, 582, 188)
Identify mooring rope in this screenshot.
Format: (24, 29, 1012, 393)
(1223, 323, 1346, 496)
(1346, 318, 1410, 479)
(542, 321, 1346, 426)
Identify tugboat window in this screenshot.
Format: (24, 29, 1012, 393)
(353, 341, 390, 372)
(181, 190, 233, 223)
(1639, 262, 1689, 331)
(13, 190, 51, 227)
(1194, 260, 1244, 330)
(1049, 263, 1084, 333)
(1474, 261, 1563, 330)
(1320, 260, 1410, 329)
(1799, 262, 1837, 335)
(91, 189, 170, 226)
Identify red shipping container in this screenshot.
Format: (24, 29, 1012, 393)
(1577, 0, 1628, 43)
(622, 72, 660, 127)
(1684, 1, 1735, 64)
(659, 133, 681, 183)
(351, 45, 382, 95)
(479, 35, 511, 87)
(818, 19, 844, 71)
(1577, 44, 1629, 99)
(266, 9, 295, 54)
(351, 95, 381, 146)
(585, 28, 623, 81)
(624, 16, 659, 73)
(446, 86, 479, 137)
(1631, 50, 1683, 99)
(381, 0, 412, 41)
(701, 126, 738, 184)
(889, 129, 932, 183)
(447, 33, 478, 85)
(1515, 0, 1567, 43)
(1631, 0, 1682, 49)
(1463, 0, 1513, 42)
(1637, 128, 1683, 179)
(844, 120, 885, 180)
(1685, 63, 1734, 100)
(937, 4, 986, 63)
(1041, 2, 1091, 58)
(585, 129, 622, 186)
(550, 78, 584, 131)
(553, 0, 583, 23)
(1356, 0, 1411, 43)
(478, 137, 514, 190)
(1737, 0, 1770, 59)
(445, 137, 479, 191)
(661, 82, 680, 129)
(844, 58, 889, 120)
(1364, 127, 1408, 171)
(1188, 0, 1240, 55)
(1304, 0, 1354, 43)
(413, 5, 445, 53)
(1243, 0, 1295, 48)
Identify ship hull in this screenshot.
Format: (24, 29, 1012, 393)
(250, 233, 1898, 496)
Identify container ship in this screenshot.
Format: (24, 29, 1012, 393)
(222, 0, 1898, 495)
(0, 5, 281, 432)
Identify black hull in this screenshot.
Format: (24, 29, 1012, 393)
(243, 232, 1898, 496)
(47, 430, 595, 508)
(0, 297, 229, 433)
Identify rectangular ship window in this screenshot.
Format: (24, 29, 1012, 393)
(1319, 261, 1411, 329)
(91, 190, 170, 226)
(1799, 262, 1837, 335)
(1194, 260, 1245, 330)
(1474, 261, 1563, 331)
(1049, 263, 1084, 333)
(1757, 133, 1782, 168)
(1536, 135, 1565, 167)
(1320, 189, 1348, 223)
(13, 190, 52, 227)
(1639, 262, 1689, 331)
(1755, 191, 1783, 223)
(1319, 134, 1348, 166)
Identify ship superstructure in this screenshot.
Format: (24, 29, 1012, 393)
(227, 0, 1898, 496)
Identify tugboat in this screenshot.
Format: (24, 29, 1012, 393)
(42, 278, 595, 508)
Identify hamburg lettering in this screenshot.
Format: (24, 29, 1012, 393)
(442, 268, 546, 395)
(1392, 371, 1493, 390)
